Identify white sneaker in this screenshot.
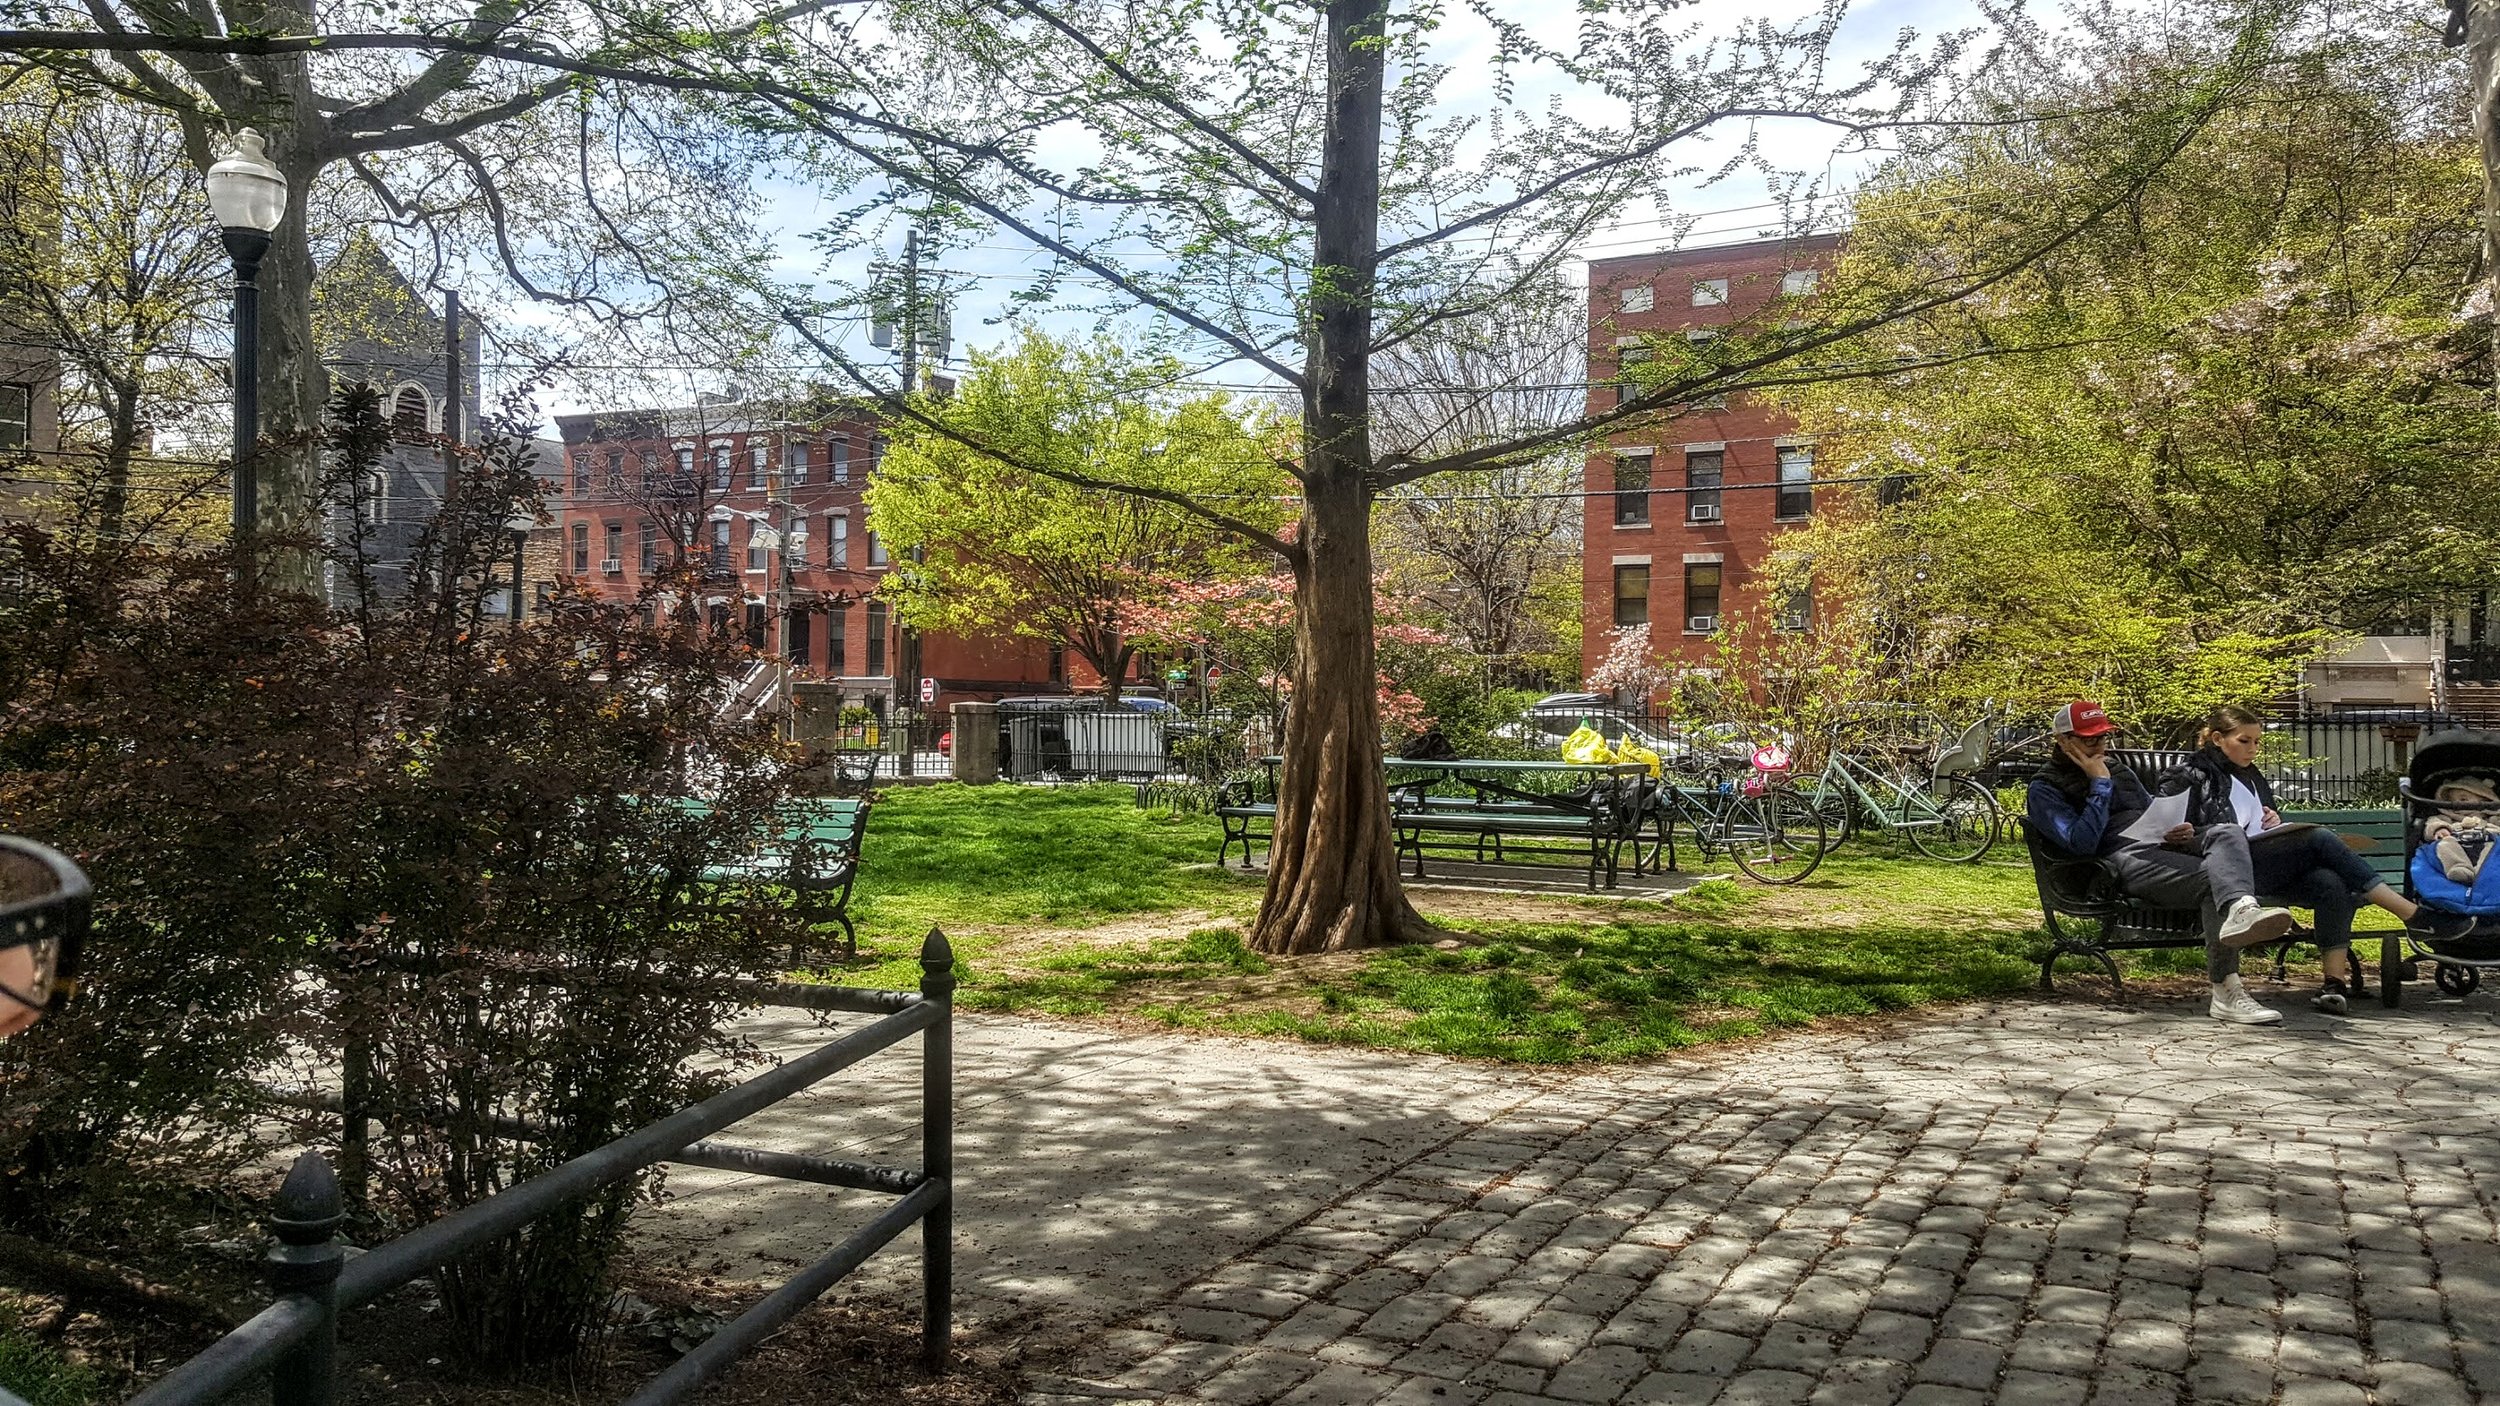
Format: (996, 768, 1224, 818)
(2211, 975, 2283, 1025)
(2218, 896, 2295, 949)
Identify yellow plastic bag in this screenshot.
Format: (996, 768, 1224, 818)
(1617, 740, 1662, 779)
(1561, 724, 1616, 765)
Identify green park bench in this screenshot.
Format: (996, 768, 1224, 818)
(669, 796, 872, 960)
(2022, 800, 2405, 998)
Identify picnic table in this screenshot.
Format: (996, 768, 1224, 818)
(1384, 757, 1654, 890)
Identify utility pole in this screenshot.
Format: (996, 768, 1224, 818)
(899, 225, 920, 402)
(442, 291, 463, 497)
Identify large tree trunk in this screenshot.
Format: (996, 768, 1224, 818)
(230, 0, 327, 597)
(1248, 0, 1428, 956)
(254, 134, 327, 597)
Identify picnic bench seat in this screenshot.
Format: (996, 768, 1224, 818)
(2021, 807, 2405, 1000)
(1389, 778, 1650, 891)
(1211, 770, 1276, 869)
(671, 796, 872, 959)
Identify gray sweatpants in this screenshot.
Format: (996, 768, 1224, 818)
(2107, 824, 2260, 982)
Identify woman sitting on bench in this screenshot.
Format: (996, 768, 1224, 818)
(2158, 704, 2469, 1015)
(2028, 700, 2298, 1027)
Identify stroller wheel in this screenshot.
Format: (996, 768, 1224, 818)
(2435, 964, 2481, 998)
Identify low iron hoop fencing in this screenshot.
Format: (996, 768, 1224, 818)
(125, 928, 959, 1406)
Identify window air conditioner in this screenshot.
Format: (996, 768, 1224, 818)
(600, 558, 622, 574)
(1687, 614, 1718, 633)
(1777, 613, 1808, 632)
(1687, 503, 1722, 523)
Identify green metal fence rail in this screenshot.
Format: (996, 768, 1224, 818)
(126, 930, 958, 1406)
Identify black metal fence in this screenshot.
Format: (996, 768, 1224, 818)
(127, 931, 958, 1406)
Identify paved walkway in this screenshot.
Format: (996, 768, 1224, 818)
(652, 989, 2500, 1405)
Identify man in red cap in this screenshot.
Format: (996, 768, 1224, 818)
(2028, 699, 2295, 1026)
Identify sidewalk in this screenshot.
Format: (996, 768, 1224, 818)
(648, 991, 2500, 1405)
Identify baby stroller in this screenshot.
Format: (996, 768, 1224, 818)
(2399, 730, 2500, 996)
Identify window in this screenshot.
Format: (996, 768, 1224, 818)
(749, 445, 769, 490)
(1048, 643, 1066, 685)
(571, 522, 590, 574)
(639, 451, 659, 490)
(1615, 342, 1653, 409)
(674, 446, 695, 484)
(0, 385, 26, 448)
(1776, 445, 1815, 519)
(604, 522, 622, 570)
(639, 521, 657, 572)
(1781, 268, 1820, 296)
(361, 468, 386, 526)
(1685, 562, 1722, 630)
(605, 450, 624, 490)
(1776, 589, 1812, 632)
(570, 453, 588, 494)
(1618, 284, 1654, 314)
(831, 435, 851, 483)
(745, 602, 768, 650)
(710, 517, 732, 573)
(827, 603, 848, 673)
(747, 521, 769, 572)
(787, 608, 811, 666)
(1691, 277, 1728, 307)
(712, 445, 733, 491)
(868, 529, 887, 568)
(1685, 449, 1724, 523)
(1612, 564, 1649, 627)
(391, 386, 428, 438)
(829, 514, 849, 568)
(786, 522, 808, 569)
(1613, 452, 1651, 526)
(866, 601, 888, 674)
(869, 432, 886, 468)
(784, 438, 808, 485)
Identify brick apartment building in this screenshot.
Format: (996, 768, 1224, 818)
(1582, 234, 1843, 689)
(551, 397, 1067, 717)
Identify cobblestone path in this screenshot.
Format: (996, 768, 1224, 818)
(1030, 993, 2500, 1406)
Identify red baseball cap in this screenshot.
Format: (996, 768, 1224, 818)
(2054, 700, 2116, 737)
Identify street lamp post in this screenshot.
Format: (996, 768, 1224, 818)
(505, 511, 537, 628)
(203, 129, 289, 558)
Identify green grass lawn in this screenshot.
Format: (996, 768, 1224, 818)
(807, 784, 2281, 1064)
(809, 785, 2084, 1061)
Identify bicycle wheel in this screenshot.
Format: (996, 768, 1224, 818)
(1804, 781, 1855, 847)
(1906, 774, 1999, 862)
(1723, 788, 1827, 885)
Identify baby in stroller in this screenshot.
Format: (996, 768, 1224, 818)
(2425, 774, 2498, 885)
(2403, 733, 2500, 997)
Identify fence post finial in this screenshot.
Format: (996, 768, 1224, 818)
(919, 927, 956, 999)
(267, 1150, 345, 1406)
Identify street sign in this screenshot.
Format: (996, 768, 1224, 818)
(919, 676, 936, 704)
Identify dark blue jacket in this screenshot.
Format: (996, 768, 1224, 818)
(2028, 761, 2153, 858)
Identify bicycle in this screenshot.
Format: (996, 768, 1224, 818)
(1649, 750, 1828, 885)
(1791, 717, 2001, 863)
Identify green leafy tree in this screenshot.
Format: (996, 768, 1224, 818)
(1784, 8, 2488, 727)
(28, 0, 2286, 951)
(867, 333, 1286, 701)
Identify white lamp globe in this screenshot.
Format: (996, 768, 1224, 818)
(205, 129, 288, 233)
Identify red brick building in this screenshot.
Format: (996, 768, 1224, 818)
(550, 397, 1065, 716)
(1581, 233, 1843, 690)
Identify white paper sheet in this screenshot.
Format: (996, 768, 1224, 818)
(2117, 790, 2191, 845)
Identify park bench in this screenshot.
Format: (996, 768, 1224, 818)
(1211, 764, 1278, 869)
(671, 796, 873, 959)
(2020, 801, 2404, 997)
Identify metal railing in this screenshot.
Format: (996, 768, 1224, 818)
(128, 930, 958, 1406)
